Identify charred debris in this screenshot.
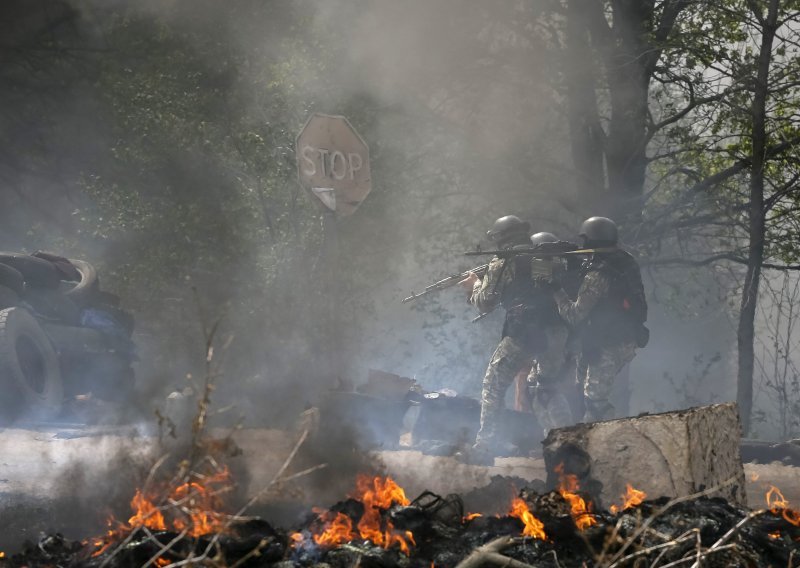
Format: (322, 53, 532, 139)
(4, 472, 799, 568)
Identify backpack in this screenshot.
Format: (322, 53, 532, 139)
(585, 250, 649, 348)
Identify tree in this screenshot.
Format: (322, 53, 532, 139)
(0, 0, 100, 246)
(635, 0, 800, 434)
(556, 0, 699, 223)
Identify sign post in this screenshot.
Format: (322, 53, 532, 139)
(295, 114, 371, 386)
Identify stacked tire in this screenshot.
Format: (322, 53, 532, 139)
(0, 307, 63, 423)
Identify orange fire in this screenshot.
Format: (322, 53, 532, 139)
(609, 484, 647, 515)
(766, 485, 790, 510)
(355, 475, 414, 554)
(509, 498, 547, 539)
(312, 511, 355, 547)
(464, 512, 482, 522)
(89, 466, 232, 557)
(128, 489, 167, 531)
(294, 475, 415, 555)
(554, 464, 596, 530)
(170, 467, 231, 537)
(766, 486, 800, 527)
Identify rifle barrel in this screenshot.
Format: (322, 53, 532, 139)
(464, 247, 608, 257)
(401, 263, 489, 304)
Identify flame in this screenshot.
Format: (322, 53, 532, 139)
(509, 498, 547, 539)
(464, 513, 482, 522)
(609, 484, 647, 514)
(169, 467, 231, 537)
(88, 466, 232, 557)
(313, 512, 355, 547)
(554, 464, 596, 530)
(769, 531, 781, 540)
(784, 508, 800, 526)
(90, 521, 125, 557)
(766, 485, 800, 527)
(296, 475, 415, 555)
(129, 489, 167, 530)
(766, 486, 789, 510)
(355, 475, 410, 508)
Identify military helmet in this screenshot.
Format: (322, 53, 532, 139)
(579, 216, 618, 245)
(530, 231, 558, 246)
(486, 215, 531, 244)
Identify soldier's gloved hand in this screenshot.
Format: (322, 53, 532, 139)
(458, 272, 480, 291)
(531, 258, 558, 279)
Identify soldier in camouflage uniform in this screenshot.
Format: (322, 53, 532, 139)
(457, 217, 572, 463)
(547, 217, 648, 422)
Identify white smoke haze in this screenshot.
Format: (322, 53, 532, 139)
(2, 0, 796, 552)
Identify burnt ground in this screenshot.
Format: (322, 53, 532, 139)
(0, 425, 796, 553)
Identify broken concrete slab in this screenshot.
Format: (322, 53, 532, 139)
(542, 403, 748, 508)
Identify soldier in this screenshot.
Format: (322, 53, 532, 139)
(545, 216, 648, 422)
(526, 231, 575, 436)
(457, 216, 572, 464)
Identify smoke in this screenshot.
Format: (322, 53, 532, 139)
(0, 0, 763, 552)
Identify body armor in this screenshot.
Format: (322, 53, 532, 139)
(582, 249, 647, 355)
(498, 252, 560, 349)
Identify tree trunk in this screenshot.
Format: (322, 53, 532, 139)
(604, 0, 655, 224)
(737, 0, 779, 435)
(563, 0, 606, 213)
(605, 64, 650, 223)
(564, 0, 691, 226)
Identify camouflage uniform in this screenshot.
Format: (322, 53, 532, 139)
(470, 256, 572, 453)
(553, 253, 641, 422)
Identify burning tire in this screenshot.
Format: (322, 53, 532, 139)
(0, 307, 64, 422)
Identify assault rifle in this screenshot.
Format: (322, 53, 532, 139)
(463, 241, 614, 258)
(401, 263, 490, 304)
(464, 241, 609, 301)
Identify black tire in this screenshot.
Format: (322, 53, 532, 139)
(0, 285, 20, 310)
(64, 259, 99, 302)
(0, 253, 61, 290)
(0, 307, 64, 422)
(0, 263, 24, 297)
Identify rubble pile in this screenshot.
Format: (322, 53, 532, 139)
(2, 473, 798, 568)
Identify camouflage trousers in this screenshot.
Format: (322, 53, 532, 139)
(580, 342, 637, 422)
(475, 325, 572, 449)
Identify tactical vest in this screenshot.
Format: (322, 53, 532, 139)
(498, 254, 560, 348)
(582, 250, 647, 348)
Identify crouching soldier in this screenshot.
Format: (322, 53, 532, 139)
(546, 217, 649, 422)
(457, 217, 572, 464)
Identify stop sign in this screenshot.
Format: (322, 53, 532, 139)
(296, 113, 371, 217)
